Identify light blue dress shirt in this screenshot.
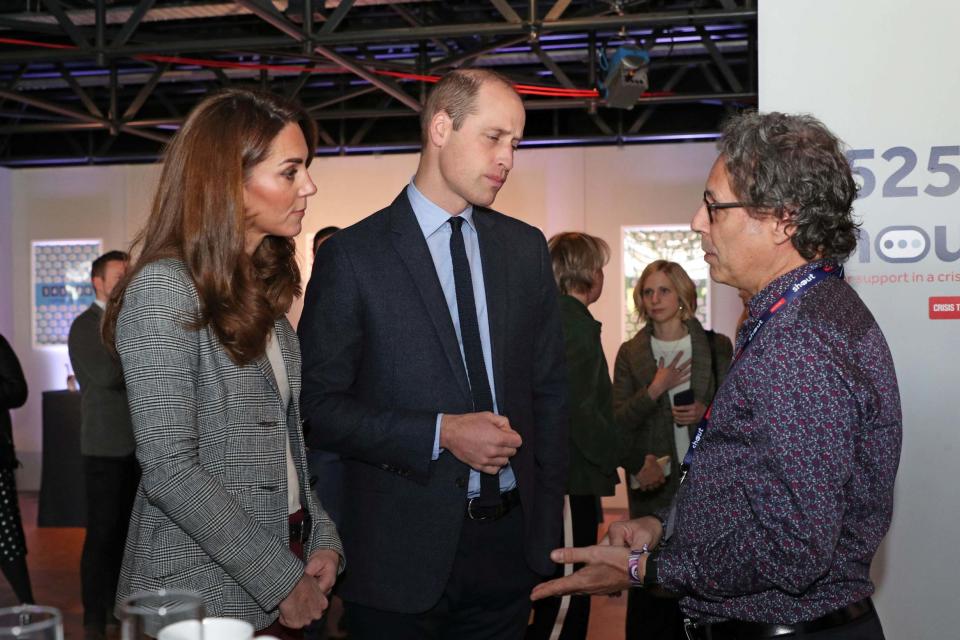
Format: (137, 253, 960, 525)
(406, 180, 517, 497)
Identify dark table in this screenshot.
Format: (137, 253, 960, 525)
(38, 390, 86, 527)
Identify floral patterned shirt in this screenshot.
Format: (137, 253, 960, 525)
(657, 260, 902, 624)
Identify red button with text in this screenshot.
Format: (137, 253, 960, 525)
(929, 297, 960, 319)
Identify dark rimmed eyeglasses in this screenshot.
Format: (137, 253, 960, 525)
(702, 191, 753, 223)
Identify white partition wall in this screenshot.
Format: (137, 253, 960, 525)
(760, 2, 960, 637)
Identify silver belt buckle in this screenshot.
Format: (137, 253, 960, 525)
(466, 497, 490, 520)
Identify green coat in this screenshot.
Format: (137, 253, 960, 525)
(612, 318, 732, 517)
(559, 295, 620, 496)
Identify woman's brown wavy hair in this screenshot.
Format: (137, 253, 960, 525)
(103, 88, 317, 365)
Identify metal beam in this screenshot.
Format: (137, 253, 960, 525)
(285, 62, 317, 99)
(39, 0, 90, 50)
(122, 63, 168, 121)
(698, 62, 725, 92)
(531, 43, 576, 89)
(0, 16, 69, 35)
(0, 89, 102, 125)
(302, 0, 314, 54)
(0, 87, 169, 143)
(111, 0, 158, 49)
(212, 68, 232, 86)
(306, 86, 378, 112)
(0, 9, 755, 63)
(315, 122, 337, 147)
(235, 0, 421, 113)
(235, 0, 300, 40)
(389, 3, 451, 55)
(544, 0, 573, 22)
(320, 0, 356, 34)
(429, 35, 528, 71)
(312, 46, 421, 112)
(489, 0, 522, 24)
(696, 24, 743, 92)
(349, 95, 392, 145)
(95, 0, 105, 67)
(56, 64, 104, 118)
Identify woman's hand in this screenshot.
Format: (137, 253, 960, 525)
(304, 549, 341, 595)
(647, 353, 691, 400)
(633, 454, 666, 491)
(278, 573, 329, 629)
(672, 400, 707, 426)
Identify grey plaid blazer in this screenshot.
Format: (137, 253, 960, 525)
(114, 258, 342, 630)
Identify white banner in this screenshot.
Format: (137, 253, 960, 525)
(760, 2, 959, 637)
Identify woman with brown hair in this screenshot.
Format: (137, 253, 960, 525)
(613, 260, 732, 640)
(103, 88, 342, 638)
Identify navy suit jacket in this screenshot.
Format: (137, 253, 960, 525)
(299, 190, 568, 612)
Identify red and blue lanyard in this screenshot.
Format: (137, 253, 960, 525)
(678, 263, 843, 480)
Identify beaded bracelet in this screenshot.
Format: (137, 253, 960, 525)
(627, 543, 650, 587)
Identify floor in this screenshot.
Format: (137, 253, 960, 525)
(0, 493, 628, 639)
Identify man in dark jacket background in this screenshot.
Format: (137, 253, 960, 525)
(68, 250, 139, 640)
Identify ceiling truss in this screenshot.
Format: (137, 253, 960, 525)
(0, 0, 757, 166)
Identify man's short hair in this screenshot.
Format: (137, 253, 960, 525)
(548, 232, 610, 296)
(718, 111, 859, 262)
(91, 250, 128, 281)
(420, 69, 518, 145)
(312, 226, 340, 256)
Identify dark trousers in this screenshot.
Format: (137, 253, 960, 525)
(81, 455, 139, 630)
(346, 505, 539, 640)
(526, 495, 601, 640)
(627, 589, 685, 640)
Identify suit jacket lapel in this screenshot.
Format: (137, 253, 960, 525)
(474, 209, 508, 408)
(389, 191, 472, 402)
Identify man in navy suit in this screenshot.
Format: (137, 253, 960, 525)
(299, 69, 568, 639)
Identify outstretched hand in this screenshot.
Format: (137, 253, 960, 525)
(530, 546, 632, 600)
(605, 516, 664, 549)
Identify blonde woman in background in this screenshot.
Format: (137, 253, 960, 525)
(613, 260, 732, 640)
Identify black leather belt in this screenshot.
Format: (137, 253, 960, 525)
(466, 488, 520, 521)
(684, 598, 874, 639)
(288, 508, 311, 545)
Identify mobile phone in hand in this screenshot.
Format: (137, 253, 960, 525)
(672, 389, 695, 406)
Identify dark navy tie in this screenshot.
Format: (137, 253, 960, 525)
(448, 216, 500, 506)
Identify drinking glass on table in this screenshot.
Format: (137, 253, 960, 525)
(120, 590, 204, 640)
(0, 605, 64, 640)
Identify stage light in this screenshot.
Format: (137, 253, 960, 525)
(601, 46, 650, 109)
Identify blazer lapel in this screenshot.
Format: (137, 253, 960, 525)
(275, 318, 301, 406)
(389, 191, 472, 402)
(474, 209, 508, 407)
(254, 352, 280, 400)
